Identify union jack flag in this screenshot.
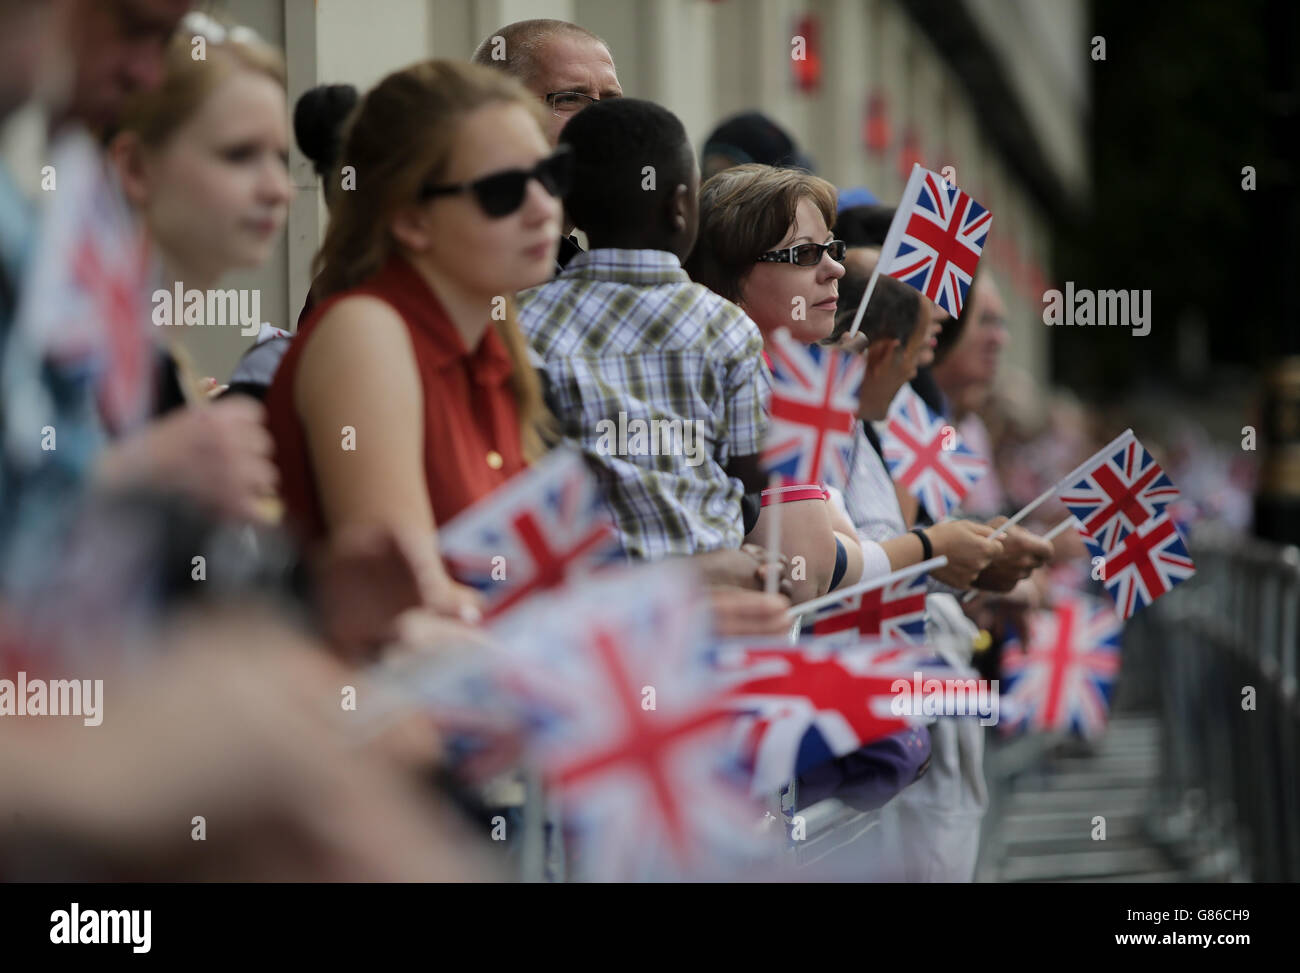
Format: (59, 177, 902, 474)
(367, 647, 526, 781)
(761, 329, 865, 491)
(1168, 497, 1201, 540)
(1000, 593, 1123, 738)
(879, 384, 987, 519)
(489, 564, 769, 879)
(711, 641, 950, 795)
(1060, 434, 1182, 550)
(7, 131, 154, 452)
(877, 164, 992, 317)
(801, 569, 928, 646)
(1082, 511, 1196, 620)
(440, 448, 624, 619)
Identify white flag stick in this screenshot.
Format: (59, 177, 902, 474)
(764, 474, 782, 595)
(959, 515, 1078, 603)
(789, 555, 948, 620)
(1042, 515, 1077, 543)
(846, 164, 925, 338)
(986, 485, 1055, 541)
(845, 262, 883, 338)
(988, 428, 1135, 541)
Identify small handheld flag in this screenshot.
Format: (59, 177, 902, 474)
(846, 164, 992, 337)
(879, 384, 988, 520)
(1082, 511, 1196, 619)
(490, 564, 769, 879)
(1060, 432, 1182, 550)
(1001, 593, 1123, 737)
(801, 567, 928, 645)
(439, 448, 624, 619)
(711, 640, 956, 795)
(760, 328, 865, 491)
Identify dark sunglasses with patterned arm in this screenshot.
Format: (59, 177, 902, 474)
(757, 239, 847, 267)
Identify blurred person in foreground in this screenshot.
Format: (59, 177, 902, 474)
(0, 0, 496, 882)
(107, 12, 296, 411)
(1, 596, 499, 881)
(1, 0, 284, 595)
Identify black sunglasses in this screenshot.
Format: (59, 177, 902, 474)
(418, 145, 574, 218)
(757, 239, 847, 267)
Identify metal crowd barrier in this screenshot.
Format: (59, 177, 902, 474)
(1139, 524, 1300, 881)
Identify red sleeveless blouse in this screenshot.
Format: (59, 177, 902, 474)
(266, 254, 526, 543)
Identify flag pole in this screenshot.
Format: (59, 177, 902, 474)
(846, 163, 923, 339)
(988, 428, 1135, 541)
(959, 515, 1077, 604)
(1042, 515, 1077, 543)
(845, 263, 883, 339)
(986, 483, 1057, 541)
(789, 555, 948, 620)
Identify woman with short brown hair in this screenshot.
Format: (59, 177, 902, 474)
(686, 162, 841, 343)
(686, 163, 860, 601)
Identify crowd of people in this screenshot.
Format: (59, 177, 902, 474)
(0, 3, 1145, 881)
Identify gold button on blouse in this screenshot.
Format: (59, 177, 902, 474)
(486, 450, 504, 470)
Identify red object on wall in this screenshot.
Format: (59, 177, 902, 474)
(897, 127, 923, 181)
(863, 91, 892, 155)
(791, 14, 822, 93)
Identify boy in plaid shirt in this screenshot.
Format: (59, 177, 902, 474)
(518, 99, 769, 561)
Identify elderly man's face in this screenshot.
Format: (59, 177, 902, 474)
(935, 277, 1008, 412)
(526, 33, 621, 145)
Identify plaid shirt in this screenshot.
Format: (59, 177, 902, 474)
(519, 249, 768, 560)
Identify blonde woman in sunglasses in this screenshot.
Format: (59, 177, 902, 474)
(266, 60, 565, 627)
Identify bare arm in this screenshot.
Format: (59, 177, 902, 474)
(824, 494, 865, 591)
(293, 297, 479, 619)
(747, 499, 835, 605)
(894, 479, 920, 528)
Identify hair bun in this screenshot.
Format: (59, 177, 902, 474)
(293, 84, 359, 177)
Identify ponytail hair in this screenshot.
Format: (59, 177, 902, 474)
(293, 83, 359, 189)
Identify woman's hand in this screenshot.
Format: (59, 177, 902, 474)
(707, 587, 794, 638)
(95, 398, 278, 522)
(972, 517, 1053, 592)
(926, 520, 1003, 588)
(686, 544, 792, 595)
(426, 575, 486, 624)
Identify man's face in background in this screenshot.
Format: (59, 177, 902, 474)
(934, 276, 1009, 414)
(65, 0, 191, 130)
(523, 33, 621, 146)
(0, 0, 66, 120)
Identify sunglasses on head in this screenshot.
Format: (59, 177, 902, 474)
(757, 239, 847, 267)
(418, 144, 574, 218)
